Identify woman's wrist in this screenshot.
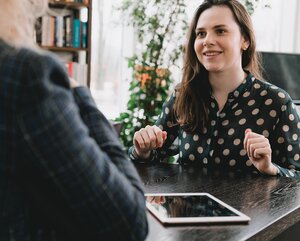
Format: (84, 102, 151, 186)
(133, 147, 151, 160)
(262, 163, 279, 176)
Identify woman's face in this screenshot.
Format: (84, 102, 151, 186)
(194, 5, 248, 74)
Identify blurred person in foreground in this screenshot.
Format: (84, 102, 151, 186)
(0, 0, 148, 240)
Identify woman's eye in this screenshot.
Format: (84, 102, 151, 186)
(196, 31, 206, 38)
(216, 29, 225, 34)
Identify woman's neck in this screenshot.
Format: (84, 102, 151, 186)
(209, 68, 246, 111)
(209, 69, 246, 96)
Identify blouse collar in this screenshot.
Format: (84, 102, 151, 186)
(210, 72, 254, 103)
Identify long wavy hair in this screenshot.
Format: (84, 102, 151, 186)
(0, 0, 48, 48)
(174, 0, 263, 132)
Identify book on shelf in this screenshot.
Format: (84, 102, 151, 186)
(38, 7, 87, 49)
(64, 15, 72, 47)
(55, 16, 64, 47)
(81, 22, 87, 48)
(72, 18, 81, 48)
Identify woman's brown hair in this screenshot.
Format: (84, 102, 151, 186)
(174, 0, 263, 132)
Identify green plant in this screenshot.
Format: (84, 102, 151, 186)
(241, 0, 270, 15)
(115, 0, 188, 149)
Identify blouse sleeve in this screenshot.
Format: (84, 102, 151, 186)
(129, 90, 180, 163)
(272, 100, 300, 178)
(154, 90, 180, 161)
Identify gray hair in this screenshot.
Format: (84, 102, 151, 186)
(0, 0, 48, 48)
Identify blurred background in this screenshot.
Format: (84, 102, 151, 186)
(89, 0, 300, 119)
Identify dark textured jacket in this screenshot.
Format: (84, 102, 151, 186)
(0, 40, 148, 241)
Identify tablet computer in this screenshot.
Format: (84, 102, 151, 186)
(145, 193, 250, 224)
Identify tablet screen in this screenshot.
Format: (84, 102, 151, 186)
(145, 193, 250, 224)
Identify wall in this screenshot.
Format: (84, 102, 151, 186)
(253, 0, 300, 53)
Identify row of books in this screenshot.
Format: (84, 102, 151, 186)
(37, 9, 87, 48)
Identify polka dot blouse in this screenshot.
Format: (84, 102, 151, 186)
(129, 74, 300, 178)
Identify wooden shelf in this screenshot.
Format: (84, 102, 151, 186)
(49, 1, 90, 8)
(41, 46, 89, 52)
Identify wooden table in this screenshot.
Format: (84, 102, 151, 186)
(135, 163, 300, 241)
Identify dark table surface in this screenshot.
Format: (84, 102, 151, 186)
(135, 163, 300, 241)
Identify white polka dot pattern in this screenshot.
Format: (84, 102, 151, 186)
(228, 128, 235, 135)
(197, 146, 203, 154)
(269, 110, 276, 117)
(223, 149, 230, 156)
(189, 154, 195, 161)
(260, 90, 267, 96)
(218, 138, 224, 145)
(248, 100, 255, 106)
(233, 139, 241, 145)
(193, 135, 199, 141)
(265, 99, 273, 105)
(262, 130, 269, 138)
(243, 91, 250, 98)
(246, 160, 252, 166)
(239, 118, 246, 125)
(252, 108, 259, 115)
(256, 119, 264, 125)
(150, 76, 300, 178)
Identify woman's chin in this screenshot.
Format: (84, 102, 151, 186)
(204, 66, 223, 73)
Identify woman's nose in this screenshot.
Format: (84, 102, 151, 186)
(203, 33, 214, 47)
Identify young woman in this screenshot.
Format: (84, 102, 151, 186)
(0, 0, 148, 240)
(130, 0, 300, 179)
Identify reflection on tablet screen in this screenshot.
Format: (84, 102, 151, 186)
(148, 195, 238, 218)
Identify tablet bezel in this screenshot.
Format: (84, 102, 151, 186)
(145, 193, 251, 224)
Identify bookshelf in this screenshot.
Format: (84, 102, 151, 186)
(36, 0, 93, 87)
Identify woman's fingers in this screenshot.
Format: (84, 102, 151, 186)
(253, 146, 271, 159)
(133, 125, 167, 151)
(149, 125, 167, 148)
(244, 129, 262, 148)
(249, 142, 271, 158)
(133, 128, 149, 149)
(244, 130, 275, 175)
(244, 130, 271, 159)
(145, 125, 159, 149)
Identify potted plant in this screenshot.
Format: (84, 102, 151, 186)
(115, 0, 188, 149)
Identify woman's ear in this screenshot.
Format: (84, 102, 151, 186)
(242, 39, 250, 51)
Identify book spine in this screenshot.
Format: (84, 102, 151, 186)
(41, 16, 48, 46)
(50, 16, 55, 46)
(58, 16, 64, 47)
(64, 15, 72, 47)
(81, 22, 87, 48)
(73, 18, 81, 48)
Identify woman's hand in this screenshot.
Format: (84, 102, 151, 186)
(133, 125, 167, 159)
(244, 129, 278, 175)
